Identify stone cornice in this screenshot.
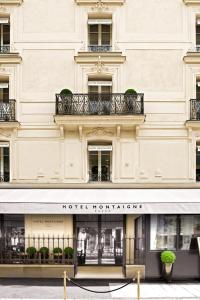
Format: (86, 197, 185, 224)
(0, 121, 20, 129)
(75, 0, 125, 5)
(183, 0, 200, 4)
(183, 52, 200, 64)
(75, 51, 126, 64)
(0, 53, 21, 64)
(54, 115, 145, 129)
(0, 0, 23, 5)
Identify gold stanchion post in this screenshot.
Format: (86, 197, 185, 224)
(63, 271, 67, 300)
(137, 270, 141, 300)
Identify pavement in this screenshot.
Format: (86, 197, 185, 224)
(0, 278, 200, 300)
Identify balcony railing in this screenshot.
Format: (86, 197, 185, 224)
(89, 171, 111, 182)
(56, 93, 144, 116)
(0, 45, 10, 53)
(190, 99, 200, 120)
(0, 172, 10, 182)
(0, 235, 145, 266)
(0, 100, 16, 121)
(88, 45, 112, 52)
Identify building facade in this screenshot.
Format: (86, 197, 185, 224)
(0, 0, 200, 280)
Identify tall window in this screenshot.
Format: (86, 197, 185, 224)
(88, 78, 112, 114)
(88, 143, 112, 182)
(88, 19, 112, 52)
(0, 81, 9, 102)
(0, 142, 10, 182)
(196, 144, 200, 181)
(0, 17, 10, 52)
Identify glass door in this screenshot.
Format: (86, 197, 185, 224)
(76, 215, 124, 265)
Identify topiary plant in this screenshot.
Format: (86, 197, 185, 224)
(39, 247, 49, 257)
(53, 247, 62, 255)
(60, 89, 72, 96)
(125, 89, 137, 95)
(161, 250, 176, 264)
(26, 246, 37, 257)
(64, 247, 74, 258)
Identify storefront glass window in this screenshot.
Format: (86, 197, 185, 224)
(150, 215, 177, 250)
(180, 216, 200, 250)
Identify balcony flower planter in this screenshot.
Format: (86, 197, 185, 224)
(161, 250, 176, 283)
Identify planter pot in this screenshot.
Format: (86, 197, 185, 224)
(162, 263, 173, 282)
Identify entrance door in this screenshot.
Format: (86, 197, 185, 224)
(76, 215, 124, 265)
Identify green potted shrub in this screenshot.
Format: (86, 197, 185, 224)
(60, 89, 73, 114)
(124, 89, 137, 113)
(64, 247, 74, 264)
(26, 246, 37, 259)
(53, 247, 62, 262)
(161, 250, 176, 282)
(39, 247, 49, 259)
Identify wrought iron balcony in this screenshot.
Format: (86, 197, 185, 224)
(88, 45, 112, 52)
(0, 100, 16, 122)
(89, 171, 111, 182)
(0, 172, 10, 182)
(56, 93, 144, 116)
(0, 45, 10, 53)
(190, 99, 200, 120)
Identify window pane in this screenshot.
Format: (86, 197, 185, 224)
(101, 33, 110, 45)
(150, 215, 177, 250)
(3, 25, 10, 45)
(89, 25, 98, 45)
(102, 25, 111, 33)
(180, 215, 200, 250)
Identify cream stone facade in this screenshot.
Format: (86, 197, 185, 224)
(0, 0, 199, 186)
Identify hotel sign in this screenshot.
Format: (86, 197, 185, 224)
(62, 203, 143, 214)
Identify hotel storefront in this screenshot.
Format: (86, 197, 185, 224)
(0, 189, 200, 280)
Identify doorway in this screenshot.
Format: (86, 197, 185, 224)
(75, 215, 124, 265)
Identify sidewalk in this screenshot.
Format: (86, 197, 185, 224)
(0, 279, 200, 300)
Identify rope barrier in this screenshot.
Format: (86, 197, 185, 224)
(67, 276, 133, 294)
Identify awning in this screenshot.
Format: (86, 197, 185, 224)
(0, 189, 200, 214)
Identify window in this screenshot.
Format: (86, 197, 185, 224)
(0, 142, 10, 182)
(88, 143, 112, 182)
(0, 17, 10, 52)
(150, 215, 200, 251)
(88, 19, 112, 52)
(180, 216, 200, 250)
(196, 144, 200, 181)
(88, 78, 112, 114)
(0, 81, 9, 102)
(150, 215, 177, 250)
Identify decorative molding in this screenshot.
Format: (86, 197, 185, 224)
(184, 52, 200, 64)
(75, 52, 126, 64)
(183, 0, 200, 4)
(75, 0, 125, 5)
(0, 129, 11, 138)
(0, 0, 23, 4)
(86, 127, 113, 137)
(0, 53, 21, 64)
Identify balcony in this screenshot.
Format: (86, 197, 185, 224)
(183, 0, 200, 4)
(0, 0, 23, 4)
(54, 93, 145, 130)
(88, 45, 112, 52)
(184, 47, 200, 64)
(89, 171, 111, 182)
(186, 99, 200, 128)
(0, 100, 19, 128)
(0, 172, 9, 182)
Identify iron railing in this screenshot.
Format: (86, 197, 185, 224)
(0, 172, 10, 182)
(190, 99, 200, 120)
(88, 45, 112, 52)
(0, 100, 16, 121)
(0, 45, 10, 53)
(0, 235, 145, 266)
(56, 93, 144, 116)
(89, 171, 111, 182)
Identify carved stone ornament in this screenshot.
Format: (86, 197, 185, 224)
(0, 129, 11, 138)
(91, 56, 109, 73)
(86, 127, 113, 137)
(91, 0, 109, 11)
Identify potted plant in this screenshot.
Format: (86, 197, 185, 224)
(161, 250, 176, 282)
(124, 89, 137, 113)
(60, 89, 73, 114)
(64, 247, 74, 264)
(39, 247, 49, 259)
(26, 246, 37, 259)
(53, 247, 62, 262)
